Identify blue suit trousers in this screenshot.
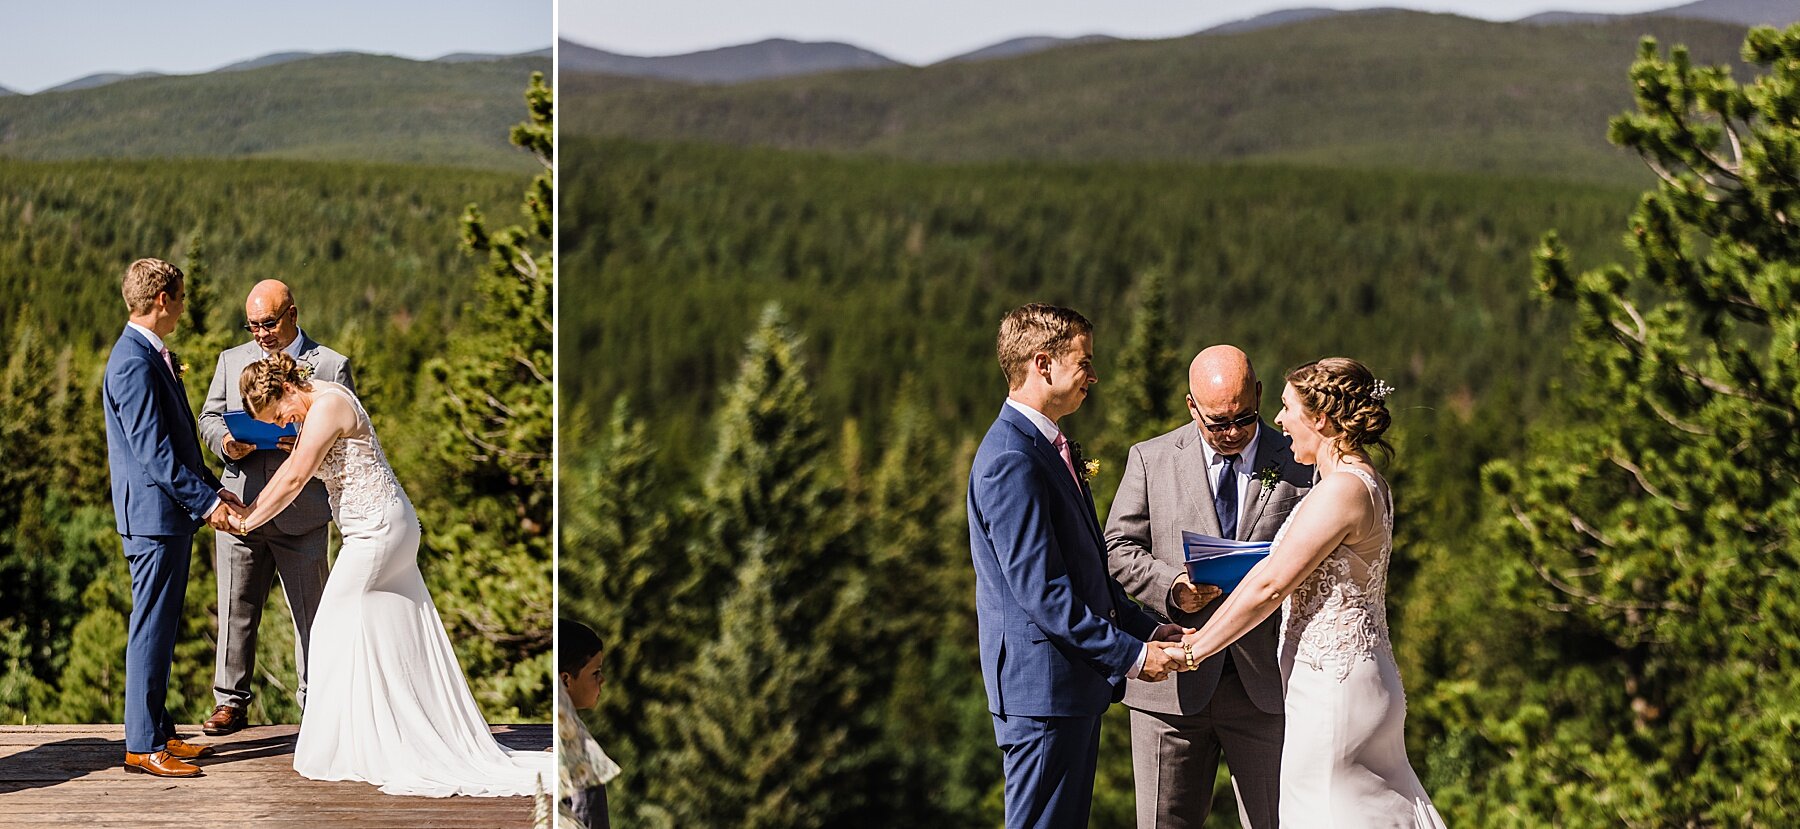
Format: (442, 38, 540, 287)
(121, 533, 190, 753)
(993, 712, 1104, 829)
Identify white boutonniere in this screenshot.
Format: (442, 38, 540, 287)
(1255, 463, 1282, 492)
(295, 361, 315, 381)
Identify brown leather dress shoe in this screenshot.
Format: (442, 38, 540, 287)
(202, 704, 246, 735)
(165, 738, 215, 759)
(124, 750, 201, 778)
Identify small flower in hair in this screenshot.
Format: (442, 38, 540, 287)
(295, 361, 315, 382)
(1371, 379, 1396, 401)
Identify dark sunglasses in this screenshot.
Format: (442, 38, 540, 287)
(242, 305, 294, 333)
(1192, 399, 1259, 434)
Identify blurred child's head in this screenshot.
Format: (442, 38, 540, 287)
(558, 618, 605, 710)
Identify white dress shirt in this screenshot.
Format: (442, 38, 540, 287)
(1198, 424, 1262, 537)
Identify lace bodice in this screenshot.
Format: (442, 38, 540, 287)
(311, 384, 403, 519)
(1278, 467, 1394, 683)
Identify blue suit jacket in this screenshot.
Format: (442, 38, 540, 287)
(968, 404, 1160, 718)
(104, 326, 223, 536)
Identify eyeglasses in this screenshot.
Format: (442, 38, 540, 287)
(242, 305, 294, 333)
(1195, 405, 1260, 434)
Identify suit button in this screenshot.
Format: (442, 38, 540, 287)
(1109, 609, 1117, 620)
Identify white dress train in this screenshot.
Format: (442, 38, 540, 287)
(293, 382, 553, 797)
(1274, 467, 1446, 827)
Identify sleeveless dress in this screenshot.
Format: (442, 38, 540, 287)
(292, 383, 553, 797)
(1273, 467, 1445, 827)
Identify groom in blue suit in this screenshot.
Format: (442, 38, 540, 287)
(969, 304, 1187, 829)
(103, 258, 238, 778)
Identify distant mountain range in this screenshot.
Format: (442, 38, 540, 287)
(563, 11, 1755, 184)
(0, 52, 551, 170)
(44, 71, 165, 93)
(562, 0, 1796, 87)
(22, 47, 548, 95)
(558, 38, 900, 83)
(942, 35, 1119, 64)
(1525, 0, 1797, 25)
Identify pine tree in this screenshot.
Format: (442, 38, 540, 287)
(858, 382, 999, 823)
(434, 70, 553, 534)
(557, 399, 678, 819)
(1448, 26, 1800, 824)
(651, 304, 876, 828)
(421, 73, 556, 716)
(179, 229, 222, 345)
(0, 315, 112, 721)
(1105, 270, 1184, 456)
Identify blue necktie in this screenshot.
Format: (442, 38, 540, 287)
(1215, 454, 1239, 540)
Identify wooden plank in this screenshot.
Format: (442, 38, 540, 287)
(0, 724, 551, 828)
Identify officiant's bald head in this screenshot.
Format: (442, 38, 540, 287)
(1188, 345, 1262, 454)
(245, 279, 299, 352)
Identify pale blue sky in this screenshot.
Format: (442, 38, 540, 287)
(2, 0, 552, 94)
(563, 0, 1681, 65)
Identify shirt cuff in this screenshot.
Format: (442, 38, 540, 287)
(204, 496, 222, 520)
(1127, 643, 1148, 680)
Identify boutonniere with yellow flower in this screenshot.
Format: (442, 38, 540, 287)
(296, 360, 315, 382)
(1068, 439, 1101, 483)
(1254, 462, 1281, 492)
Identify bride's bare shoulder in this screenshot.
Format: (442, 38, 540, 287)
(306, 383, 359, 428)
(1307, 471, 1379, 522)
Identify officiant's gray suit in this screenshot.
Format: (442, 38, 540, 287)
(1105, 420, 1311, 829)
(199, 333, 352, 713)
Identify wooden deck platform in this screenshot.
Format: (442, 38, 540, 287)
(0, 723, 551, 828)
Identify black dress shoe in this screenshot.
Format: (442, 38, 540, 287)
(202, 704, 247, 735)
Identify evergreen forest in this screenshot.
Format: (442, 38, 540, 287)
(559, 15, 1800, 827)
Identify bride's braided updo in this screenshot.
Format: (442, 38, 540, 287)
(240, 352, 310, 417)
(1286, 357, 1393, 459)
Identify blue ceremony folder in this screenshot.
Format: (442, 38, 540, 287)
(1182, 531, 1271, 593)
(223, 410, 298, 451)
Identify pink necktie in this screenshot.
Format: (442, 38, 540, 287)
(1053, 433, 1082, 487)
(159, 346, 177, 379)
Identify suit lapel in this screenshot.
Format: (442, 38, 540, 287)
(1176, 427, 1223, 538)
(128, 328, 187, 413)
(1061, 438, 1105, 546)
(295, 332, 320, 369)
(1237, 423, 1283, 540)
(1001, 406, 1106, 547)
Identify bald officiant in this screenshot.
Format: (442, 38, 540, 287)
(1104, 345, 1313, 829)
(197, 279, 354, 735)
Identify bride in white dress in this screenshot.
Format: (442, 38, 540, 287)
(228, 352, 553, 797)
(1173, 357, 1444, 827)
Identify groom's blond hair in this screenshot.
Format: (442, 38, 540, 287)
(122, 258, 184, 315)
(997, 304, 1092, 389)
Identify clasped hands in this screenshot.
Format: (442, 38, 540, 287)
(1139, 624, 1204, 682)
(206, 492, 253, 534)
